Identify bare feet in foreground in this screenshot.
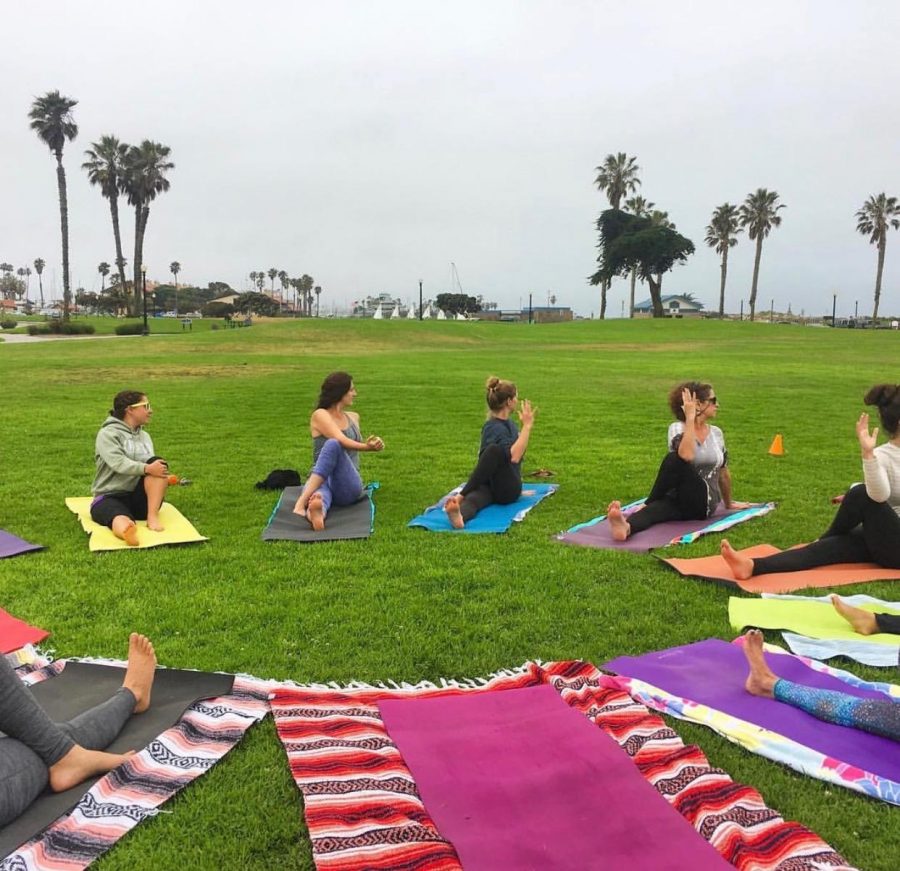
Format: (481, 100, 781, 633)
(48, 633, 157, 793)
(122, 522, 139, 547)
(742, 629, 777, 698)
(146, 515, 165, 533)
(444, 494, 464, 529)
(292, 495, 308, 517)
(122, 632, 157, 713)
(307, 492, 326, 531)
(831, 595, 879, 635)
(48, 744, 135, 793)
(607, 501, 630, 541)
(720, 539, 754, 580)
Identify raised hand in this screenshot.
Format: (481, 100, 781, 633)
(681, 387, 698, 421)
(856, 413, 878, 457)
(518, 399, 536, 427)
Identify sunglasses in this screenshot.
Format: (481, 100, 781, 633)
(128, 401, 152, 410)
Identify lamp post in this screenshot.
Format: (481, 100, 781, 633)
(141, 264, 148, 335)
(418, 279, 423, 321)
(832, 293, 837, 328)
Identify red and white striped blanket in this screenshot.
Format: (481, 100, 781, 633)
(271, 660, 855, 871)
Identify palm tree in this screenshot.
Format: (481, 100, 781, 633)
(267, 267, 278, 294)
(122, 140, 174, 312)
(170, 261, 181, 315)
(738, 189, 785, 321)
(255, 272, 265, 292)
(856, 193, 900, 320)
(33, 258, 45, 307)
(98, 261, 110, 293)
(249, 271, 258, 292)
(623, 195, 654, 317)
(314, 285, 322, 317)
(16, 268, 28, 301)
(594, 152, 640, 318)
(28, 90, 78, 320)
(705, 203, 742, 318)
(83, 136, 130, 295)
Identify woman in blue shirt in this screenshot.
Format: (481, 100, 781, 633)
(445, 376, 535, 528)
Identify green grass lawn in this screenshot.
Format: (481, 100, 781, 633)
(1, 318, 897, 869)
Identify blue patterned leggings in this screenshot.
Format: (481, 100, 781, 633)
(773, 679, 900, 742)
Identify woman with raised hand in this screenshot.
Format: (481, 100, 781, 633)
(0, 633, 157, 826)
(293, 372, 383, 530)
(90, 391, 170, 546)
(607, 381, 748, 541)
(444, 376, 535, 528)
(722, 384, 900, 579)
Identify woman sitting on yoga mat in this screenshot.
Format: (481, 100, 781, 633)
(0, 633, 157, 826)
(722, 384, 900, 579)
(607, 381, 748, 541)
(444, 376, 535, 528)
(90, 390, 170, 546)
(292, 372, 384, 530)
(742, 629, 899, 741)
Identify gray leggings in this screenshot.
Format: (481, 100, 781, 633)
(0, 657, 135, 827)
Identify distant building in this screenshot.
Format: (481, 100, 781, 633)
(479, 306, 573, 323)
(633, 295, 705, 318)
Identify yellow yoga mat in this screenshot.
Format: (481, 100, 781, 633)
(65, 498, 208, 551)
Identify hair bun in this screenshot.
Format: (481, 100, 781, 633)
(485, 376, 500, 391)
(864, 384, 900, 408)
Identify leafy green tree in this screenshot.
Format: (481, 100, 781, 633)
(623, 196, 654, 317)
(234, 291, 280, 317)
(33, 258, 45, 307)
(738, 188, 785, 321)
(856, 193, 900, 320)
(0, 274, 25, 301)
(591, 210, 695, 318)
(83, 136, 130, 294)
(705, 203, 742, 318)
(28, 90, 78, 320)
(203, 301, 235, 318)
(0, 264, 13, 276)
(122, 140, 174, 312)
(98, 261, 110, 292)
(208, 281, 232, 296)
(435, 293, 481, 315)
(594, 153, 640, 318)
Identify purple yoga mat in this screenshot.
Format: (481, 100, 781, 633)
(558, 504, 739, 552)
(378, 684, 730, 871)
(603, 639, 900, 782)
(0, 530, 43, 559)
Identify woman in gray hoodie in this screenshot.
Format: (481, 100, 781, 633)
(90, 391, 170, 545)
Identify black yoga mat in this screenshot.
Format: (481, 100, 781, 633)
(261, 485, 375, 542)
(0, 661, 234, 858)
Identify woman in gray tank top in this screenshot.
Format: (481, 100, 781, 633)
(606, 381, 749, 541)
(292, 372, 384, 530)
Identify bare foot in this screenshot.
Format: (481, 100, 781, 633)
(123, 523, 139, 547)
(307, 492, 326, 531)
(146, 515, 165, 533)
(48, 745, 135, 793)
(742, 629, 777, 697)
(444, 494, 464, 529)
(607, 501, 630, 541)
(721, 539, 754, 580)
(122, 633, 157, 713)
(831, 595, 879, 636)
(292, 495, 308, 517)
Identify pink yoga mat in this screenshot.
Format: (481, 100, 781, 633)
(378, 684, 731, 871)
(0, 607, 49, 653)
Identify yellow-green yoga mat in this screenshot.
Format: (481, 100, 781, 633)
(66, 498, 208, 551)
(728, 596, 900, 645)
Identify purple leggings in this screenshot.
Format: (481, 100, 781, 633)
(311, 439, 364, 514)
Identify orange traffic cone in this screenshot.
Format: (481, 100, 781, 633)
(768, 434, 784, 457)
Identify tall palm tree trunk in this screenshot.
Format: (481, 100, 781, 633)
(55, 153, 71, 320)
(599, 278, 608, 319)
(749, 236, 763, 321)
(629, 268, 636, 318)
(109, 194, 127, 294)
(133, 203, 142, 314)
(718, 247, 729, 318)
(873, 236, 886, 320)
(37, 276, 44, 307)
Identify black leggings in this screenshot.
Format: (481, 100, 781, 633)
(752, 484, 900, 576)
(459, 444, 522, 522)
(876, 613, 900, 634)
(627, 452, 710, 535)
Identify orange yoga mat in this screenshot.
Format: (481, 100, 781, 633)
(661, 543, 900, 594)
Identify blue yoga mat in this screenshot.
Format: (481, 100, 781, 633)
(408, 483, 557, 533)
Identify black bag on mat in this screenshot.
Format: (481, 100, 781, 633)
(255, 469, 303, 490)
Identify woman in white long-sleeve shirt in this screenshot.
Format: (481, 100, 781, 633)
(722, 384, 900, 579)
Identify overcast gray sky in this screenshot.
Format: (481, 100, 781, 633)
(3, 1, 898, 317)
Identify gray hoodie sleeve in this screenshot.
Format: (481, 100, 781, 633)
(94, 427, 149, 477)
